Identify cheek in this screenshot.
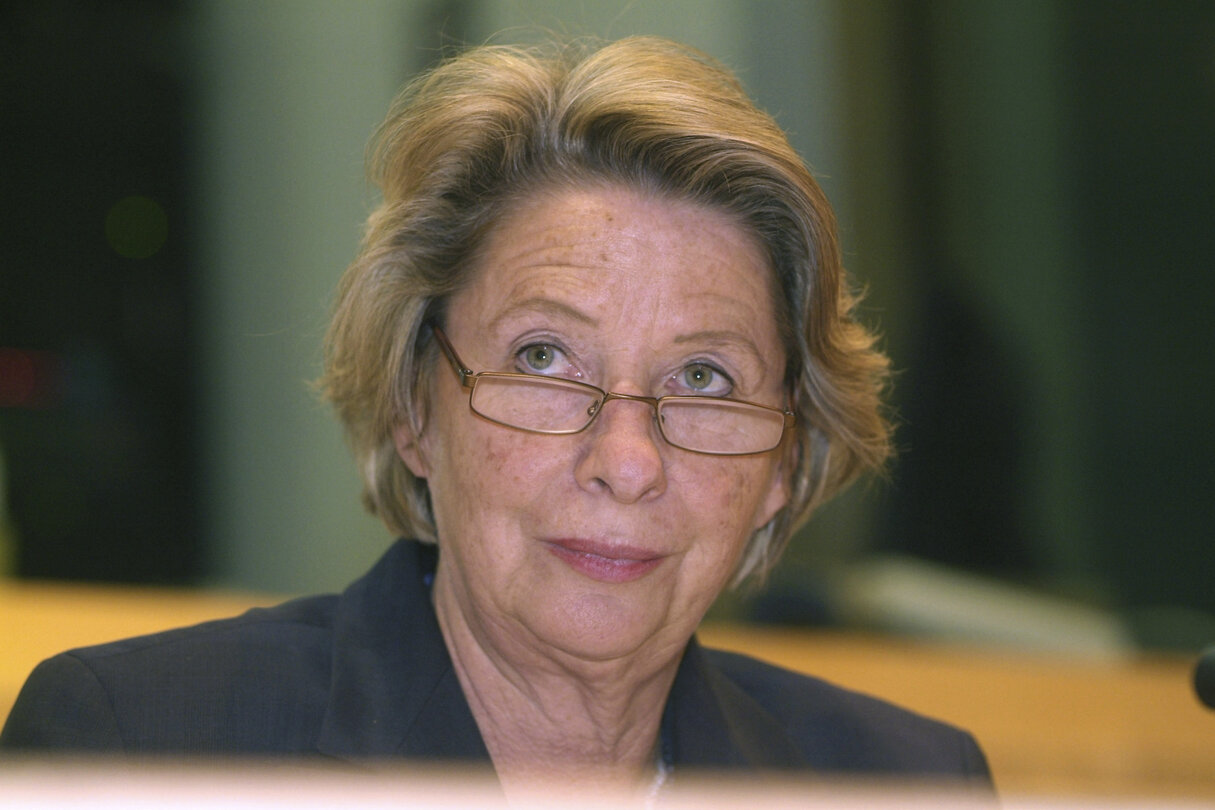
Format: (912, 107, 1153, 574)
(430, 421, 567, 520)
(674, 458, 772, 539)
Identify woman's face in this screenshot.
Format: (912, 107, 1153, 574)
(398, 185, 790, 665)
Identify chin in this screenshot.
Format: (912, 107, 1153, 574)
(531, 588, 695, 664)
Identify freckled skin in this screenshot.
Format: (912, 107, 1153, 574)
(396, 185, 791, 675)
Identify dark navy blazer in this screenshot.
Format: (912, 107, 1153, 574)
(2, 540, 991, 788)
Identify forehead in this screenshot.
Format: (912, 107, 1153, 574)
(450, 185, 781, 343)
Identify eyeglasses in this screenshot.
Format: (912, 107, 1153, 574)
(430, 325, 794, 456)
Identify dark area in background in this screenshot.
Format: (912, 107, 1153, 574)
(0, 3, 201, 583)
(882, 275, 1036, 575)
(876, 1, 1038, 578)
(872, 1, 1215, 639)
(1067, 1, 1215, 640)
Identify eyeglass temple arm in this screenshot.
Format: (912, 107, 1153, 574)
(430, 324, 475, 388)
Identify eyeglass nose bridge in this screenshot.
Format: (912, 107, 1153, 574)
(584, 390, 664, 426)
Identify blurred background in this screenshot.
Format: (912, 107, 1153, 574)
(2, 0, 1213, 655)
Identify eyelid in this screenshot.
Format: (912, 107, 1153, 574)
(514, 339, 579, 376)
(515, 340, 559, 363)
(507, 338, 749, 393)
(688, 358, 735, 383)
(677, 359, 736, 395)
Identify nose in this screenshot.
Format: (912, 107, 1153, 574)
(573, 394, 667, 504)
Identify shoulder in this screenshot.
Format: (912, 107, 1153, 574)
(70, 593, 340, 668)
(62, 592, 341, 684)
(701, 647, 991, 780)
(2, 539, 441, 756)
(1, 594, 340, 753)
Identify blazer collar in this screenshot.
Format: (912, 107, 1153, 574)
(664, 637, 804, 770)
(315, 540, 802, 770)
(315, 540, 488, 762)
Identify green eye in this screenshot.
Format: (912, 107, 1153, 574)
(683, 363, 715, 390)
(523, 345, 555, 371)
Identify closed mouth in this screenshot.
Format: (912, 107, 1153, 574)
(543, 538, 666, 583)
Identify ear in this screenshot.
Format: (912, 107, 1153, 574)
(393, 420, 429, 478)
(753, 444, 792, 531)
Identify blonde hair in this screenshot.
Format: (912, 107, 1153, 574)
(321, 36, 891, 583)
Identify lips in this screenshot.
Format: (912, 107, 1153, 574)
(544, 538, 666, 583)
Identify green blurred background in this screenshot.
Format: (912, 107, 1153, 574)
(2, 1, 1212, 653)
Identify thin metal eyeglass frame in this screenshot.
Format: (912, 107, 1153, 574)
(429, 324, 795, 456)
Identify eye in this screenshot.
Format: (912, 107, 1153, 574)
(516, 343, 575, 376)
(678, 362, 733, 396)
(522, 344, 555, 370)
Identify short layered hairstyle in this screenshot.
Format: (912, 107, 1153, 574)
(321, 36, 892, 583)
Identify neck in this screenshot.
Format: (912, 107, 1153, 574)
(432, 573, 683, 800)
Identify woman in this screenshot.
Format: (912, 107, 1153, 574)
(3, 37, 990, 798)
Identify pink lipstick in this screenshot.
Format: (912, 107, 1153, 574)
(544, 539, 665, 583)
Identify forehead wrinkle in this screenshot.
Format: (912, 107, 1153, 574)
(490, 237, 597, 267)
(481, 201, 628, 266)
(486, 294, 600, 336)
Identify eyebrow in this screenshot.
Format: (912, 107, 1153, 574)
(488, 297, 599, 333)
(674, 330, 770, 378)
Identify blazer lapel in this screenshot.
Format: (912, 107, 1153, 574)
(313, 542, 803, 771)
(665, 637, 804, 769)
(314, 540, 489, 762)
